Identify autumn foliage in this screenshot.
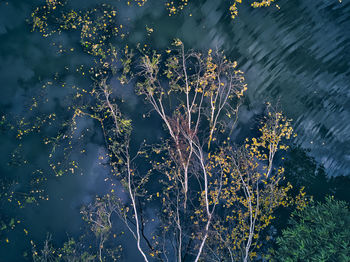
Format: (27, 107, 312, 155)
(23, 1, 311, 261)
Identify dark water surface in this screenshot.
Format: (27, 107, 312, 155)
(128, 0, 350, 176)
(0, 0, 349, 260)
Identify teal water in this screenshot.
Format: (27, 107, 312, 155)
(0, 0, 349, 260)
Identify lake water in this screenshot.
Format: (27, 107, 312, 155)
(0, 0, 349, 260)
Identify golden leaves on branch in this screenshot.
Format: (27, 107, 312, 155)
(251, 0, 275, 8)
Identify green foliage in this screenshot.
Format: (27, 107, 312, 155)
(275, 197, 350, 262)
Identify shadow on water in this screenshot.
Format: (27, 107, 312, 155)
(284, 146, 350, 203)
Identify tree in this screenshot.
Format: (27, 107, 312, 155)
(87, 41, 305, 262)
(25, 36, 305, 260)
(136, 40, 246, 207)
(26, 2, 309, 261)
(275, 197, 350, 262)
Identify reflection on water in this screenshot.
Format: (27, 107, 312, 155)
(0, 0, 349, 260)
(125, 0, 350, 176)
(234, 0, 350, 175)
